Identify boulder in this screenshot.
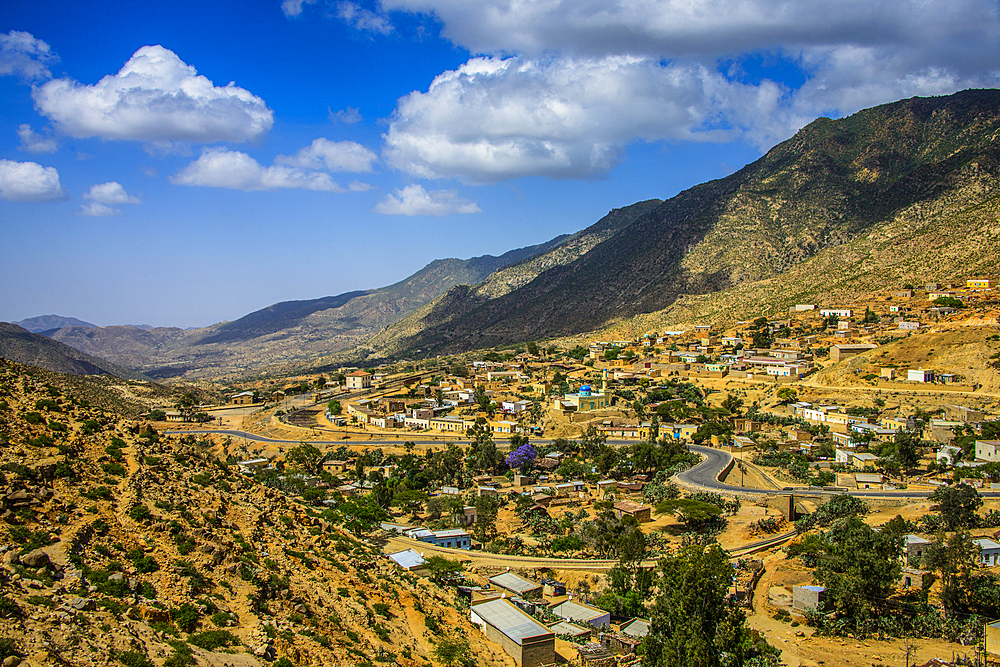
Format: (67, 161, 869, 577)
(20, 548, 49, 569)
(69, 597, 96, 611)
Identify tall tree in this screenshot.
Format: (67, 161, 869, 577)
(642, 544, 776, 667)
(929, 484, 982, 531)
(812, 517, 902, 628)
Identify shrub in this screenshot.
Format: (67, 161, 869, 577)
(103, 462, 127, 477)
(0, 637, 22, 660)
(84, 486, 113, 501)
(171, 603, 200, 633)
(116, 650, 153, 667)
(0, 596, 21, 618)
(128, 505, 152, 522)
(188, 630, 238, 650)
(24, 412, 44, 425)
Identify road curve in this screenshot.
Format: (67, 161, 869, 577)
(678, 444, 1000, 499)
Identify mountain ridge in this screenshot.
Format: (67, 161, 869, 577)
(369, 89, 1000, 358)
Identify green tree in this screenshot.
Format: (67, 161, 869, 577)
(933, 296, 965, 309)
(894, 429, 921, 470)
(526, 341, 539, 356)
(775, 387, 797, 404)
(923, 529, 979, 610)
(175, 392, 197, 421)
(472, 495, 501, 544)
(720, 393, 744, 416)
(326, 400, 342, 415)
(285, 443, 323, 474)
(642, 544, 776, 667)
(929, 483, 982, 531)
(812, 517, 902, 630)
(424, 555, 464, 583)
(467, 420, 501, 472)
(578, 425, 607, 458)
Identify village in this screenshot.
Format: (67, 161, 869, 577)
(131, 277, 1000, 666)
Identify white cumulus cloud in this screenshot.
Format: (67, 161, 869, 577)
(374, 184, 480, 215)
(171, 148, 366, 192)
(17, 124, 58, 154)
(79, 202, 118, 217)
(276, 138, 378, 172)
(80, 182, 140, 216)
(32, 45, 273, 144)
(370, 0, 1000, 180)
(0, 30, 57, 81)
(330, 106, 363, 123)
(384, 55, 787, 181)
(0, 159, 68, 202)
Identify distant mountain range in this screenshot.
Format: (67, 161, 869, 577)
(15, 89, 1000, 378)
(29, 238, 576, 379)
(0, 323, 149, 380)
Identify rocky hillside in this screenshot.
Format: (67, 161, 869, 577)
(373, 89, 1000, 358)
(0, 359, 508, 666)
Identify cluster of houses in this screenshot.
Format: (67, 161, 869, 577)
(379, 559, 648, 667)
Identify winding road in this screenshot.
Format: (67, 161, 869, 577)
(170, 429, 995, 500)
(677, 444, 1000, 499)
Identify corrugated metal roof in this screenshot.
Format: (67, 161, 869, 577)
(489, 572, 540, 595)
(472, 599, 552, 645)
(552, 600, 609, 623)
(622, 619, 650, 637)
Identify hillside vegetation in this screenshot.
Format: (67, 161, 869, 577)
(0, 359, 503, 666)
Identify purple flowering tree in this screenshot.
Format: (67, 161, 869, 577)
(505, 443, 537, 471)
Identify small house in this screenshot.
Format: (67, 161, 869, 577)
(792, 585, 826, 613)
(975, 538, 1000, 567)
(470, 598, 555, 667)
(613, 500, 652, 523)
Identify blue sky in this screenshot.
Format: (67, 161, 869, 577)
(2, 0, 999, 328)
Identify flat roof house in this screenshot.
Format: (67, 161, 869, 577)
(613, 500, 652, 523)
(489, 573, 542, 600)
(975, 538, 1000, 567)
(431, 528, 471, 550)
(387, 549, 427, 572)
(977, 441, 1000, 463)
(792, 585, 826, 613)
(550, 599, 611, 629)
(903, 534, 932, 563)
(470, 598, 555, 667)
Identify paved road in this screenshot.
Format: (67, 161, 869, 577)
(678, 444, 1000, 499)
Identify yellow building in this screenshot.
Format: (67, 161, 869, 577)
(967, 277, 997, 290)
